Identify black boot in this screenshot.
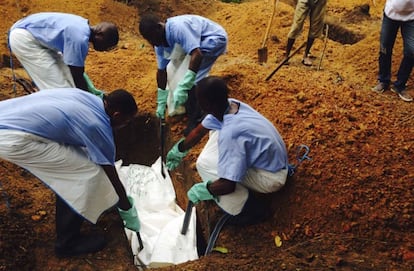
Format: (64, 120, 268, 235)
(183, 86, 204, 136)
(227, 192, 268, 226)
(54, 196, 106, 258)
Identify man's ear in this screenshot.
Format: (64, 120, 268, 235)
(111, 111, 120, 119)
(156, 22, 164, 33)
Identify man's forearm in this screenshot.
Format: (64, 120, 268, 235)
(102, 165, 130, 210)
(69, 65, 88, 91)
(157, 69, 168, 89)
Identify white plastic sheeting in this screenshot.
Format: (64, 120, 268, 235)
(116, 158, 198, 269)
(166, 44, 190, 117)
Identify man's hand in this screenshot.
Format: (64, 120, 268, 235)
(156, 88, 169, 119)
(166, 138, 189, 170)
(173, 70, 196, 106)
(118, 196, 140, 232)
(187, 181, 215, 204)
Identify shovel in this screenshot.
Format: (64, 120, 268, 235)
(160, 118, 166, 178)
(258, 0, 279, 64)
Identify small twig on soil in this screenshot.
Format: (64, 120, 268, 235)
(19, 245, 27, 252)
(285, 234, 325, 252)
(285, 232, 390, 252)
(324, 233, 389, 244)
(83, 258, 99, 271)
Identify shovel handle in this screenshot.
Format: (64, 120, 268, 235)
(181, 201, 194, 235)
(136, 231, 144, 251)
(261, 0, 279, 48)
(160, 118, 166, 178)
(265, 41, 306, 81)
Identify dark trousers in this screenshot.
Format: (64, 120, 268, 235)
(378, 13, 414, 91)
(55, 196, 84, 249)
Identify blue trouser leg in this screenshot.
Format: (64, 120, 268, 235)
(378, 13, 400, 85)
(394, 19, 414, 91)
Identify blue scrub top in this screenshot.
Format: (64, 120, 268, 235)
(202, 98, 288, 182)
(0, 88, 115, 165)
(11, 12, 91, 67)
(155, 15, 227, 70)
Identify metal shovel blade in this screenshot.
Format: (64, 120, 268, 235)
(258, 47, 268, 64)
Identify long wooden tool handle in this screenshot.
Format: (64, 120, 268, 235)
(317, 24, 329, 71)
(265, 41, 306, 81)
(261, 0, 279, 48)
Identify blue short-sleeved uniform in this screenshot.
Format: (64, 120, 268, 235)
(155, 15, 227, 81)
(201, 98, 288, 182)
(10, 12, 90, 67)
(0, 89, 115, 165)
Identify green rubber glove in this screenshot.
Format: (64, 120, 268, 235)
(156, 88, 169, 119)
(173, 70, 196, 106)
(187, 181, 215, 204)
(83, 73, 104, 98)
(166, 138, 189, 170)
(118, 196, 140, 232)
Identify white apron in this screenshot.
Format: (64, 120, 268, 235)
(196, 130, 288, 215)
(9, 28, 75, 90)
(0, 130, 118, 223)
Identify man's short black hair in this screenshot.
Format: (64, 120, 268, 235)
(197, 76, 229, 105)
(102, 22, 119, 48)
(105, 89, 137, 115)
(139, 14, 160, 40)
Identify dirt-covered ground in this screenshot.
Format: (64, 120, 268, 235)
(0, 0, 413, 270)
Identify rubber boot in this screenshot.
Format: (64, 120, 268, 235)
(226, 192, 268, 226)
(54, 196, 106, 257)
(183, 85, 204, 136)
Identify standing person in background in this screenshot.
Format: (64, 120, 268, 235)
(166, 76, 288, 228)
(372, 0, 414, 102)
(139, 14, 228, 135)
(8, 12, 119, 91)
(0, 88, 140, 257)
(284, 0, 327, 66)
